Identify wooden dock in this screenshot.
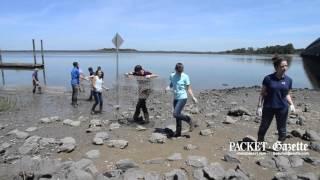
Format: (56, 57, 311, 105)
(0, 62, 44, 69)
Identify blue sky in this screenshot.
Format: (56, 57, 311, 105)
(0, 0, 319, 51)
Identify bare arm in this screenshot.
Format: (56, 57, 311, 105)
(92, 76, 96, 89)
(187, 85, 195, 99)
(286, 91, 294, 105)
(257, 85, 267, 107)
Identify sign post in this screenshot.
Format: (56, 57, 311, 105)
(112, 33, 124, 107)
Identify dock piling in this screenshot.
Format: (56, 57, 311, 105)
(32, 39, 37, 64)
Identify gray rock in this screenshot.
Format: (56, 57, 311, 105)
(73, 158, 93, 169)
(1, 142, 11, 149)
(233, 165, 251, 180)
(228, 106, 251, 116)
(39, 137, 56, 147)
(186, 156, 208, 168)
(190, 107, 200, 114)
(116, 159, 139, 171)
(58, 137, 76, 153)
(145, 172, 162, 180)
(86, 126, 102, 133)
(149, 133, 166, 143)
(13, 156, 62, 179)
(18, 136, 41, 155)
(242, 135, 257, 142)
(273, 172, 297, 180)
(136, 125, 147, 131)
(167, 153, 182, 161)
(123, 169, 161, 180)
(274, 156, 292, 172)
(50, 116, 61, 122)
(93, 138, 104, 145)
(256, 156, 277, 169)
(291, 129, 305, 138)
(143, 158, 165, 165)
(7, 129, 29, 139)
(297, 172, 318, 180)
(184, 144, 198, 151)
(109, 122, 121, 130)
(303, 130, 320, 141)
(303, 156, 320, 166)
(68, 169, 94, 180)
(193, 169, 205, 180)
(63, 119, 81, 127)
(93, 132, 110, 145)
(25, 127, 38, 132)
(199, 129, 213, 136)
(296, 116, 305, 126)
(107, 140, 128, 149)
(90, 119, 102, 126)
(309, 141, 320, 152)
(86, 150, 100, 159)
(205, 120, 215, 128)
(96, 174, 110, 180)
(288, 156, 304, 168)
(102, 170, 122, 179)
(164, 169, 188, 180)
(287, 118, 298, 125)
(241, 115, 251, 121)
(123, 168, 146, 180)
(205, 112, 218, 118)
(223, 152, 241, 163)
(0, 123, 6, 130)
(223, 116, 237, 124)
(203, 162, 225, 180)
(303, 104, 311, 112)
(40, 117, 52, 123)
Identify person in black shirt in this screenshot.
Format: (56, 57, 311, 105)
(125, 65, 158, 124)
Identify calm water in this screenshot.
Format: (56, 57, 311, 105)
(0, 52, 316, 90)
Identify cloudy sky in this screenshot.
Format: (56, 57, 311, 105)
(0, 0, 319, 51)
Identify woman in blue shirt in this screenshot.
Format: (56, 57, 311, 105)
(256, 57, 295, 142)
(168, 63, 198, 137)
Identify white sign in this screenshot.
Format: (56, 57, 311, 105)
(112, 33, 124, 49)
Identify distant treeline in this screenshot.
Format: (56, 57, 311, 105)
(221, 43, 304, 54)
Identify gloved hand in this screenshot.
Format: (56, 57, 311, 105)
(192, 96, 198, 104)
(256, 107, 262, 117)
(289, 104, 296, 113)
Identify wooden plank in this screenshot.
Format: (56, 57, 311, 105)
(0, 62, 44, 69)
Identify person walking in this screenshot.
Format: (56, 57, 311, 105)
(167, 62, 198, 137)
(87, 67, 95, 101)
(71, 62, 80, 107)
(256, 57, 295, 143)
(32, 68, 41, 94)
(95, 66, 104, 79)
(91, 70, 104, 114)
(125, 65, 158, 124)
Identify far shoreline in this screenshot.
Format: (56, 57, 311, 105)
(1, 49, 301, 56)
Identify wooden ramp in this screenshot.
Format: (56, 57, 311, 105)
(0, 62, 44, 69)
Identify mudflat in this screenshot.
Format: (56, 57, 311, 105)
(0, 86, 319, 179)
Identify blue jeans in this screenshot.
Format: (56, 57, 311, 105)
(92, 91, 103, 112)
(258, 107, 288, 141)
(173, 99, 190, 136)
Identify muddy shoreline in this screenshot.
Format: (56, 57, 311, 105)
(0, 86, 319, 179)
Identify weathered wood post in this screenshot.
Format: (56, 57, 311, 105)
(41, 40, 45, 65)
(32, 39, 37, 65)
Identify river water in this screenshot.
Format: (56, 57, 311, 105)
(0, 52, 317, 90)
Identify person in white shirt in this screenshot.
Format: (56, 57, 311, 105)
(91, 70, 104, 114)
